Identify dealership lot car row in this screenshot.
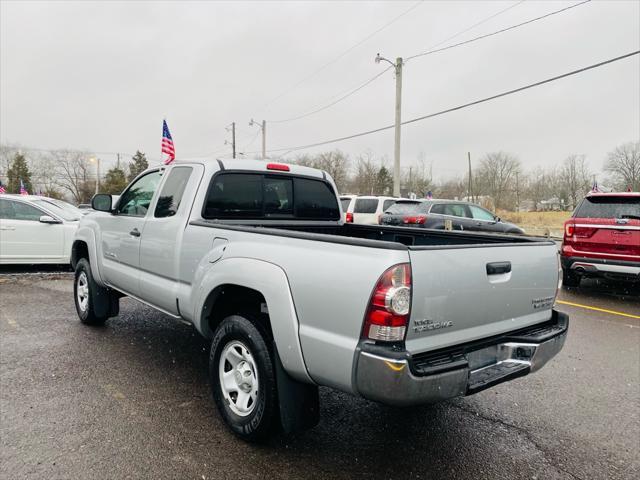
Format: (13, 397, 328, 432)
(1, 161, 637, 444)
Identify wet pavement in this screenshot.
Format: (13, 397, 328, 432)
(1, 273, 638, 480)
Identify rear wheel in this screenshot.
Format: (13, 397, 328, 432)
(210, 315, 278, 442)
(562, 268, 581, 288)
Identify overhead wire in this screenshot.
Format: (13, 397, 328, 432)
(258, 0, 424, 113)
(242, 50, 639, 155)
(406, 0, 592, 61)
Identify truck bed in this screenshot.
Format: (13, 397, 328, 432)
(190, 221, 552, 249)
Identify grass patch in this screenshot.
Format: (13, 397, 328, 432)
(497, 210, 571, 238)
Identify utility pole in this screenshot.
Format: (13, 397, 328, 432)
(225, 122, 237, 159)
(116, 153, 120, 170)
(515, 171, 520, 212)
(231, 122, 236, 159)
(467, 152, 472, 202)
(376, 54, 403, 197)
(262, 120, 266, 160)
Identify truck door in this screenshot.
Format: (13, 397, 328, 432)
(99, 170, 162, 296)
(139, 165, 202, 314)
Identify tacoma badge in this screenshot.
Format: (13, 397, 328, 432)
(413, 319, 454, 333)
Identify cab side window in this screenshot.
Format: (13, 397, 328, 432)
(117, 170, 162, 217)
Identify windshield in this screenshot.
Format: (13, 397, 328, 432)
(384, 201, 425, 215)
(574, 196, 640, 219)
(32, 199, 82, 221)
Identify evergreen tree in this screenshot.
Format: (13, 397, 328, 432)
(102, 167, 128, 195)
(7, 153, 33, 194)
(376, 166, 393, 195)
(128, 151, 148, 182)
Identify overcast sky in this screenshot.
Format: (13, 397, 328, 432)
(1, 0, 638, 180)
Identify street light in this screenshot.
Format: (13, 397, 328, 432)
(249, 118, 266, 160)
(376, 53, 403, 197)
(89, 157, 100, 195)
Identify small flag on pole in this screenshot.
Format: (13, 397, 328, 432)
(162, 120, 176, 165)
(0, 180, 6, 194)
(19, 179, 28, 195)
(426, 191, 433, 200)
(591, 179, 601, 193)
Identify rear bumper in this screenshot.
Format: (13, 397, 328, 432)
(354, 310, 568, 406)
(562, 256, 640, 278)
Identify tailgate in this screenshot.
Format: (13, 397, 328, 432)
(405, 242, 559, 354)
(571, 218, 640, 258)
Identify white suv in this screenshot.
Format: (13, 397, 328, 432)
(342, 195, 398, 225)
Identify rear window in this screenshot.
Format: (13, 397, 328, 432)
(574, 196, 640, 219)
(385, 201, 424, 215)
(383, 199, 396, 211)
(354, 198, 378, 214)
(340, 198, 352, 212)
(203, 173, 339, 220)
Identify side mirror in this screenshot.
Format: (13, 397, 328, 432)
(92, 194, 113, 212)
(495, 216, 501, 222)
(39, 215, 61, 224)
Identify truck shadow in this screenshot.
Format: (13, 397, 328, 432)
(86, 299, 549, 479)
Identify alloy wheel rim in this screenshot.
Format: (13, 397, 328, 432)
(76, 272, 89, 312)
(219, 341, 259, 417)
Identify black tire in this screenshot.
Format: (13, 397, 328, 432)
(74, 258, 111, 325)
(562, 268, 581, 288)
(209, 315, 278, 442)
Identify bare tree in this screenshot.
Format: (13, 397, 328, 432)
(526, 166, 552, 211)
(604, 141, 639, 191)
(48, 150, 96, 203)
(560, 154, 591, 209)
(292, 150, 350, 192)
(352, 150, 378, 194)
(475, 152, 521, 209)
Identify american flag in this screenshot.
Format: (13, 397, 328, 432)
(426, 191, 433, 200)
(19, 179, 28, 195)
(591, 179, 601, 193)
(162, 120, 176, 165)
(0, 180, 6, 194)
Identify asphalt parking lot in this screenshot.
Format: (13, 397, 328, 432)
(1, 271, 638, 480)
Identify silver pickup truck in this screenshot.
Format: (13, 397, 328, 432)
(72, 159, 568, 441)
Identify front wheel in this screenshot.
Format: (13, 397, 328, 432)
(209, 315, 278, 442)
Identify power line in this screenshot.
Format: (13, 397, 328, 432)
(259, 0, 423, 112)
(266, 0, 528, 125)
(406, 0, 591, 61)
(418, 0, 526, 54)
(247, 50, 639, 155)
(269, 67, 392, 123)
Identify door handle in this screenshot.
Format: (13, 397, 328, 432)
(129, 228, 141, 237)
(0, 226, 16, 231)
(486, 261, 511, 275)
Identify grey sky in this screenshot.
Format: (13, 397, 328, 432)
(1, 0, 639, 180)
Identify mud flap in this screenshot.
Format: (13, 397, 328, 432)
(273, 347, 320, 434)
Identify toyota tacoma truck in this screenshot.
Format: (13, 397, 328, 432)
(71, 159, 568, 441)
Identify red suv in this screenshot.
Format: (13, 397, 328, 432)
(561, 192, 639, 287)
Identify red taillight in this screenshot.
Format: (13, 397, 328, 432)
(565, 222, 596, 238)
(564, 223, 575, 237)
(362, 263, 411, 342)
(403, 215, 426, 224)
(345, 212, 354, 223)
(266, 163, 290, 172)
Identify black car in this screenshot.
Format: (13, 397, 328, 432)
(380, 199, 525, 234)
